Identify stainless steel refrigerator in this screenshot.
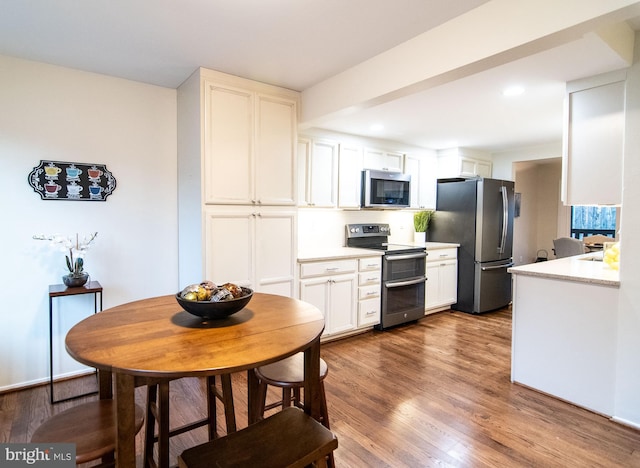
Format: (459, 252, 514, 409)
(429, 178, 514, 314)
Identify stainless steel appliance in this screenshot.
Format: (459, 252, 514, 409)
(346, 223, 426, 329)
(429, 178, 514, 314)
(361, 170, 411, 208)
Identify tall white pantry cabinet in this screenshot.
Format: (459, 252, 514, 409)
(177, 68, 299, 295)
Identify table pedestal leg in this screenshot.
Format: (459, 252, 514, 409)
(115, 373, 136, 467)
(304, 336, 322, 421)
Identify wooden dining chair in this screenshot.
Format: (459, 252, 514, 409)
(254, 352, 330, 427)
(254, 352, 333, 467)
(178, 407, 338, 468)
(143, 374, 236, 468)
(31, 399, 145, 467)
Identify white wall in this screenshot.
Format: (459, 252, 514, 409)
(0, 55, 178, 390)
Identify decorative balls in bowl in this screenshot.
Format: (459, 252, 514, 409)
(176, 281, 253, 320)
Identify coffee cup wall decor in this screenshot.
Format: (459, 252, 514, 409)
(28, 160, 117, 201)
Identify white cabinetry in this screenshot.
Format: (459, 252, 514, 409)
(338, 144, 364, 208)
(363, 148, 403, 172)
(203, 81, 297, 205)
(205, 206, 296, 297)
(405, 153, 436, 209)
(177, 68, 300, 289)
(298, 138, 338, 207)
(357, 257, 381, 327)
(562, 69, 626, 206)
(437, 148, 492, 179)
(425, 248, 458, 313)
(300, 259, 358, 337)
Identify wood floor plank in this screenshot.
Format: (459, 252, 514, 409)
(1, 306, 639, 467)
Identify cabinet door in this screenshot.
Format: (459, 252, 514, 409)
(297, 138, 311, 205)
(255, 94, 297, 205)
(308, 140, 338, 207)
(405, 154, 436, 209)
(425, 262, 441, 311)
(338, 144, 363, 208)
(563, 73, 625, 206)
(440, 260, 458, 305)
(328, 274, 357, 335)
(300, 278, 330, 336)
(425, 259, 458, 313)
(204, 83, 253, 204)
(204, 210, 253, 286)
(254, 210, 296, 297)
(363, 148, 403, 172)
(475, 160, 492, 178)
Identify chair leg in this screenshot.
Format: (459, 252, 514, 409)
(143, 385, 157, 468)
(221, 374, 236, 433)
(206, 376, 217, 440)
(282, 387, 292, 408)
(156, 381, 170, 468)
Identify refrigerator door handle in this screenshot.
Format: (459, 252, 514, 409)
(498, 185, 508, 254)
(481, 262, 514, 271)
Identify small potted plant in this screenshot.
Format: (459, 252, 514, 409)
(413, 210, 434, 244)
(34, 232, 98, 287)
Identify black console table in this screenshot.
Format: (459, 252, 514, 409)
(48, 280, 103, 404)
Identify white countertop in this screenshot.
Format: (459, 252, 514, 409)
(508, 252, 619, 287)
(297, 242, 458, 263)
(297, 247, 383, 263)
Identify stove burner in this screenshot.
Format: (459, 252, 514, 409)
(345, 223, 425, 254)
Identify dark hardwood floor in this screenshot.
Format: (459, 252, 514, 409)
(2, 307, 639, 467)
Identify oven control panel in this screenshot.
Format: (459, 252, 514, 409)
(346, 223, 390, 238)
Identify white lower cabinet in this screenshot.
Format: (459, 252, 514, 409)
(299, 255, 381, 338)
(425, 248, 458, 314)
(204, 206, 296, 297)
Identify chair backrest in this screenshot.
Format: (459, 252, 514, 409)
(553, 237, 585, 258)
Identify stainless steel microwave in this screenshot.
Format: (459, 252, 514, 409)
(361, 169, 411, 208)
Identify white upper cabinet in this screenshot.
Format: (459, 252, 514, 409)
(338, 144, 364, 208)
(363, 148, 403, 172)
(562, 69, 626, 206)
(405, 153, 436, 209)
(203, 78, 298, 205)
(298, 138, 338, 207)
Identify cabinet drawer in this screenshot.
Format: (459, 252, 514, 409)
(358, 271, 381, 286)
(359, 257, 381, 271)
(300, 259, 357, 278)
(427, 248, 457, 262)
(358, 297, 380, 326)
(358, 284, 380, 300)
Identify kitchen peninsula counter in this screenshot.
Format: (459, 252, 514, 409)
(509, 253, 619, 417)
(508, 252, 619, 286)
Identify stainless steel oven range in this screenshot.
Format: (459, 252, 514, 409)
(346, 223, 427, 330)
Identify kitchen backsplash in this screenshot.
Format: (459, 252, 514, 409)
(297, 208, 415, 251)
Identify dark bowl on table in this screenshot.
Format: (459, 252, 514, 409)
(175, 287, 253, 320)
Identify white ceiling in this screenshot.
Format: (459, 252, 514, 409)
(1, 0, 639, 153)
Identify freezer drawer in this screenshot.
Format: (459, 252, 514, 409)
(472, 259, 513, 313)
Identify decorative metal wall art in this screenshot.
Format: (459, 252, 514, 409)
(28, 160, 117, 201)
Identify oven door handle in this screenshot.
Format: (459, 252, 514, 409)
(385, 276, 427, 288)
(385, 252, 427, 262)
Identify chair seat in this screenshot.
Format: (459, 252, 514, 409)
(178, 407, 338, 468)
(31, 399, 144, 464)
(255, 353, 328, 386)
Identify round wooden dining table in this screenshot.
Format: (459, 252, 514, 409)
(65, 292, 325, 467)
